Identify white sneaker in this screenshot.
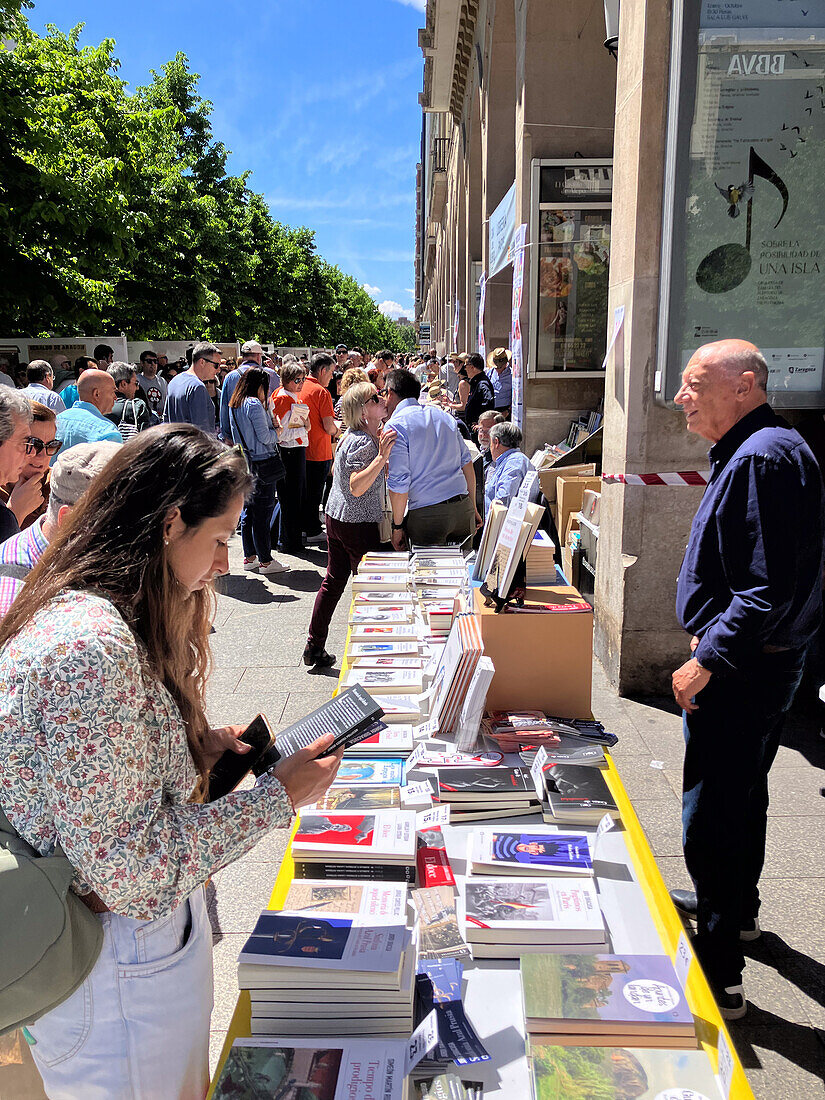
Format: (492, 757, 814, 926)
(243, 557, 259, 571)
(259, 559, 290, 575)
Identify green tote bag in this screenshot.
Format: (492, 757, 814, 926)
(0, 808, 103, 1035)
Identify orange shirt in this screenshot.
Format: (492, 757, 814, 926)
(300, 376, 335, 462)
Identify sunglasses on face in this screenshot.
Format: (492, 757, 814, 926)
(367, 394, 383, 404)
(143, 357, 158, 364)
(25, 436, 62, 457)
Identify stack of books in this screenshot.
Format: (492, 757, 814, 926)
(435, 765, 540, 822)
(521, 952, 698, 1047)
(472, 502, 508, 581)
(460, 878, 606, 957)
(538, 763, 620, 825)
(342, 666, 426, 696)
(428, 613, 484, 735)
(520, 738, 608, 770)
(525, 529, 557, 585)
(292, 809, 418, 882)
(238, 910, 416, 1038)
(349, 604, 414, 627)
(468, 828, 594, 878)
(528, 1044, 719, 1097)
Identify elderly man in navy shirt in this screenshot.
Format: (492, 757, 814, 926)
(671, 338, 824, 1020)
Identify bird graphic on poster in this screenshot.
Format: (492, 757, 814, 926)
(790, 150, 799, 158)
(805, 90, 814, 99)
(715, 180, 754, 218)
(780, 143, 788, 151)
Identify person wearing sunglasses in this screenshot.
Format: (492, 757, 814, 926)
(136, 348, 168, 419)
(162, 343, 221, 435)
(0, 440, 121, 616)
(1, 401, 62, 531)
(304, 382, 396, 667)
(0, 388, 35, 542)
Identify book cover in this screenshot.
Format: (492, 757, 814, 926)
(412, 885, 472, 960)
(376, 695, 423, 722)
(294, 862, 416, 884)
(416, 827, 456, 889)
(349, 607, 411, 623)
(543, 764, 617, 814)
(437, 766, 535, 802)
(348, 642, 420, 656)
(521, 736, 607, 768)
(349, 656, 423, 670)
(353, 590, 414, 604)
(214, 1039, 406, 1100)
(522, 954, 695, 1034)
(276, 685, 384, 757)
(347, 725, 415, 753)
(333, 758, 405, 786)
(343, 668, 425, 695)
(349, 624, 419, 640)
(471, 830, 593, 875)
(308, 785, 401, 813)
(462, 879, 604, 944)
(282, 881, 408, 920)
(529, 1044, 719, 1099)
(238, 911, 408, 972)
(293, 810, 416, 863)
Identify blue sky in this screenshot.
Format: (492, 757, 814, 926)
(28, 0, 424, 323)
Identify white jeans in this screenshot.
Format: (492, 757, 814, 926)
(28, 887, 214, 1100)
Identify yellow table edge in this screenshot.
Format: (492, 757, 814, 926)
(209, 618, 754, 1100)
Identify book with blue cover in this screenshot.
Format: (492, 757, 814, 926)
(521, 953, 696, 1040)
(469, 828, 593, 876)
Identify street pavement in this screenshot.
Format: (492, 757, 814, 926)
(1, 533, 823, 1098)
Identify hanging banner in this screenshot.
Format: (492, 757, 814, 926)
(477, 272, 487, 359)
(453, 299, 460, 352)
(510, 223, 528, 429)
(489, 181, 517, 277)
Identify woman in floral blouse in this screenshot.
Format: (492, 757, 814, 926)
(0, 424, 342, 1100)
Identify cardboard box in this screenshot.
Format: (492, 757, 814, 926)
(537, 463, 596, 507)
(556, 476, 601, 547)
(474, 586, 592, 718)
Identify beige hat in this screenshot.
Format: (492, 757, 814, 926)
(427, 381, 444, 398)
(49, 441, 121, 510)
(241, 340, 264, 355)
(486, 347, 512, 370)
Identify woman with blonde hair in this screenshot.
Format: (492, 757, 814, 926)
(304, 382, 395, 667)
(0, 424, 341, 1098)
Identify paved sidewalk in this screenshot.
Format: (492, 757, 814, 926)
(2, 535, 822, 1098)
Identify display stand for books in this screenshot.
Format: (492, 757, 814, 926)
(208, 600, 756, 1100)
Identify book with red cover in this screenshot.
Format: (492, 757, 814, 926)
(416, 827, 456, 890)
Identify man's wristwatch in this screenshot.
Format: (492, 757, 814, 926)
(391, 522, 404, 530)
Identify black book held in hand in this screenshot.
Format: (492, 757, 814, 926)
(207, 686, 385, 801)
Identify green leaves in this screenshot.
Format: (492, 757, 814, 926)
(0, 12, 411, 352)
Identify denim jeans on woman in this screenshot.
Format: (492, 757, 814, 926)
(240, 474, 278, 563)
(27, 887, 213, 1100)
(682, 647, 805, 990)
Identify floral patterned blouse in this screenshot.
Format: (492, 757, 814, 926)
(0, 590, 293, 920)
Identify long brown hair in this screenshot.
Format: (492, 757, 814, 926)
(229, 367, 268, 409)
(0, 424, 252, 781)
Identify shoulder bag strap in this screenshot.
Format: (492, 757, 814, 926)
(230, 406, 253, 461)
(0, 563, 31, 581)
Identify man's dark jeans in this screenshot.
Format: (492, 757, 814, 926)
(277, 446, 306, 552)
(682, 648, 805, 989)
(308, 515, 380, 648)
(304, 458, 332, 536)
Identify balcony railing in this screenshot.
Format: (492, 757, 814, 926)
(431, 137, 450, 173)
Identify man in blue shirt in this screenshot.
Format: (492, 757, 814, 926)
(670, 339, 824, 1019)
(19, 361, 66, 414)
(385, 369, 481, 549)
(484, 421, 532, 515)
(55, 370, 122, 456)
(164, 343, 220, 434)
(486, 347, 513, 417)
(219, 341, 279, 441)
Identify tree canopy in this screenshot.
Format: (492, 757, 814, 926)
(0, 3, 410, 350)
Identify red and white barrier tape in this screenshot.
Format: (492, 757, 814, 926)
(601, 471, 710, 486)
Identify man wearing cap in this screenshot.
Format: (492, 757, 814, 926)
(486, 348, 513, 418)
(218, 340, 279, 442)
(0, 440, 120, 615)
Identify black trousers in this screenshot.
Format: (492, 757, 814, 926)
(681, 648, 805, 988)
(303, 458, 332, 536)
(277, 447, 306, 552)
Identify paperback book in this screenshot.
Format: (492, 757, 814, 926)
(411, 885, 471, 960)
(349, 624, 420, 640)
(274, 684, 386, 758)
(528, 1044, 718, 1099)
(461, 878, 605, 949)
(469, 829, 593, 877)
(282, 880, 409, 920)
(541, 764, 619, 824)
(342, 668, 426, 696)
(333, 758, 406, 786)
(520, 737, 607, 769)
(436, 766, 535, 804)
(348, 641, 421, 656)
(293, 810, 417, 866)
(307, 785, 402, 813)
(522, 953, 696, 1042)
(345, 725, 416, 755)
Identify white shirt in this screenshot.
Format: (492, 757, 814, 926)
(19, 383, 66, 413)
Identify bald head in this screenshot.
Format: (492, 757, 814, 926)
(675, 339, 768, 444)
(77, 369, 117, 415)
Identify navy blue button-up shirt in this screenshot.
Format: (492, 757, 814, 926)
(676, 403, 824, 675)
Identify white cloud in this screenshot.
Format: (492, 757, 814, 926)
(390, 0, 426, 9)
(379, 300, 408, 319)
(363, 283, 382, 296)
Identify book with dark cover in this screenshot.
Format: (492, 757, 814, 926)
(294, 861, 416, 883)
(520, 736, 607, 769)
(528, 1044, 717, 1098)
(521, 953, 695, 1038)
(275, 684, 385, 757)
(415, 1073, 484, 1100)
(238, 912, 408, 975)
(541, 764, 618, 824)
(436, 766, 535, 803)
